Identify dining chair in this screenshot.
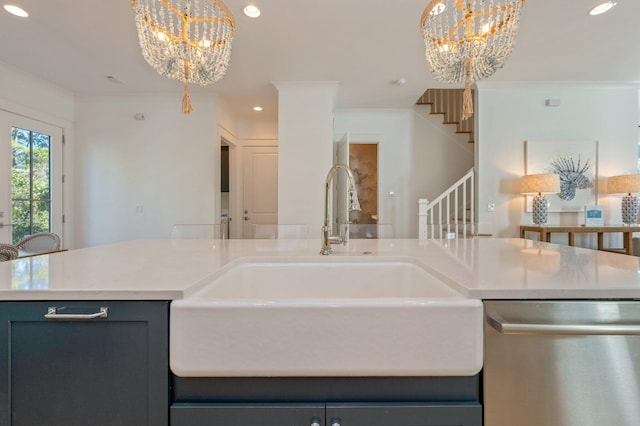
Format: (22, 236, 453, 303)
(342, 224, 394, 239)
(0, 244, 19, 261)
(252, 224, 309, 239)
(15, 232, 61, 253)
(170, 224, 227, 239)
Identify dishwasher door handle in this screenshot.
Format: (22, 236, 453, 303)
(487, 312, 640, 335)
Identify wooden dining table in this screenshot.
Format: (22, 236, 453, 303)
(520, 225, 638, 255)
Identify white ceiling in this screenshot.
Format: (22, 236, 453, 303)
(0, 0, 638, 120)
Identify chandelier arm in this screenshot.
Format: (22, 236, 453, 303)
(462, 60, 473, 120)
(149, 0, 235, 36)
(420, 0, 449, 28)
(464, 6, 472, 41)
(160, 0, 184, 19)
(445, 19, 466, 39)
(472, 4, 515, 18)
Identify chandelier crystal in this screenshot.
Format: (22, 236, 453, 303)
(131, 0, 236, 114)
(420, 0, 525, 120)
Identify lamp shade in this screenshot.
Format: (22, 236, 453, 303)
(608, 175, 640, 194)
(521, 174, 561, 195)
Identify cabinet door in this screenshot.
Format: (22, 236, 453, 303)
(0, 301, 168, 426)
(171, 402, 325, 426)
(327, 402, 482, 426)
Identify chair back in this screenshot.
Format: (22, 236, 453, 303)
(0, 244, 19, 262)
(252, 224, 309, 239)
(15, 232, 61, 253)
(170, 224, 227, 240)
(343, 224, 394, 239)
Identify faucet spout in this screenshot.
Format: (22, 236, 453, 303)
(320, 164, 361, 255)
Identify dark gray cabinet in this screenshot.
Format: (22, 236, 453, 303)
(171, 376, 482, 426)
(0, 301, 169, 426)
(172, 403, 324, 425)
(172, 402, 481, 425)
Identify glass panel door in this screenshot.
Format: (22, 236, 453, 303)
(11, 127, 52, 243)
(0, 112, 63, 246)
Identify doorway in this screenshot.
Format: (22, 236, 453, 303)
(242, 146, 278, 238)
(0, 111, 63, 245)
(348, 143, 378, 224)
(220, 142, 230, 238)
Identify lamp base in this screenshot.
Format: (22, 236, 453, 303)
(532, 194, 549, 225)
(621, 194, 639, 225)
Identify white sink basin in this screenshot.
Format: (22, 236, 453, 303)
(170, 257, 483, 377)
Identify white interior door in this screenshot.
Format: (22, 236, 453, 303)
(242, 146, 278, 238)
(0, 111, 63, 245)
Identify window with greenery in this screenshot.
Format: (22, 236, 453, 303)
(11, 126, 51, 244)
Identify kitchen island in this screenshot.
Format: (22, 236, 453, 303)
(1, 237, 639, 426)
(3, 237, 638, 301)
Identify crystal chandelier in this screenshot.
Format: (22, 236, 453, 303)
(131, 0, 236, 114)
(420, 0, 525, 120)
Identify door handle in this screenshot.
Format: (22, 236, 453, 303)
(45, 307, 108, 319)
(244, 216, 250, 221)
(487, 311, 640, 335)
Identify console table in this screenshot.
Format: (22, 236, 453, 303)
(519, 225, 639, 255)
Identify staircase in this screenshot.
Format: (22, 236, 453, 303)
(416, 88, 474, 144)
(418, 168, 476, 240)
(415, 88, 487, 239)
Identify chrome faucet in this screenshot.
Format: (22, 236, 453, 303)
(320, 164, 361, 255)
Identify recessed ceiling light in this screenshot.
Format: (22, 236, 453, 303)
(589, 1, 616, 15)
(253, 106, 263, 112)
(3, 4, 28, 17)
(243, 4, 261, 18)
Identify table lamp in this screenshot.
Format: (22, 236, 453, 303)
(521, 174, 561, 225)
(608, 174, 640, 225)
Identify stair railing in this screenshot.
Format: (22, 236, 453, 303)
(418, 168, 475, 239)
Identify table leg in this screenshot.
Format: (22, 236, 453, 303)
(597, 233, 604, 251)
(544, 231, 550, 242)
(568, 232, 575, 246)
(623, 231, 633, 255)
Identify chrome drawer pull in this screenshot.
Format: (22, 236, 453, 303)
(45, 307, 108, 319)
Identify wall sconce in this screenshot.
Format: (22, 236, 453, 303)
(608, 174, 640, 225)
(521, 174, 561, 225)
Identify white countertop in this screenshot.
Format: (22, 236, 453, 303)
(1, 237, 639, 300)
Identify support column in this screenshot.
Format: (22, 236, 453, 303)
(273, 82, 338, 234)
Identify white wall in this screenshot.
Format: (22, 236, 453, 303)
(476, 83, 639, 245)
(0, 61, 74, 122)
(275, 82, 337, 231)
(334, 108, 474, 238)
(74, 94, 222, 247)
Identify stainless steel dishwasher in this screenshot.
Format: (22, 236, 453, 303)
(484, 300, 640, 426)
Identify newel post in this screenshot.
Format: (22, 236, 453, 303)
(418, 199, 429, 240)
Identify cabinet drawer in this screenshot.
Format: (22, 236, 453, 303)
(328, 402, 482, 426)
(171, 402, 325, 426)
